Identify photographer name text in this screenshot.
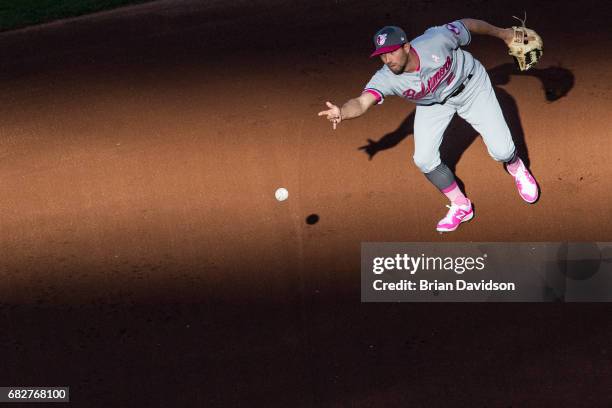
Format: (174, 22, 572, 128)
(373, 279, 516, 292)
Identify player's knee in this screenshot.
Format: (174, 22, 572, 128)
(490, 146, 516, 162)
(413, 155, 440, 173)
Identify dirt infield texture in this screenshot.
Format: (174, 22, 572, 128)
(1, 0, 611, 406)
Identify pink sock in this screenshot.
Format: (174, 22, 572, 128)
(506, 157, 522, 175)
(441, 182, 469, 206)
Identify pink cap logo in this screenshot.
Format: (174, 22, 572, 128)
(376, 34, 387, 46)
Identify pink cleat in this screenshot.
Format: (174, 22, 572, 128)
(436, 199, 474, 232)
(507, 160, 539, 203)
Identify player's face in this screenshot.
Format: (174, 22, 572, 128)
(380, 46, 409, 74)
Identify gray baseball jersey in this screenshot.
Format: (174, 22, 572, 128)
(364, 21, 475, 105)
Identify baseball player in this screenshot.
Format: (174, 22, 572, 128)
(318, 18, 540, 232)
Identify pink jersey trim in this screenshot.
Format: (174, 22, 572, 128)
(370, 44, 403, 57)
(441, 181, 458, 193)
(363, 89, 383, 103)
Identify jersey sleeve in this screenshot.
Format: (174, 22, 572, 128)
(431, 20, 471, 49)
(363, 68, 393, 105)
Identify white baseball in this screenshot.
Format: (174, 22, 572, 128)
(275, 188, 289, 201)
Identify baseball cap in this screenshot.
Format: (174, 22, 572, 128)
(370, 26, 407, 57)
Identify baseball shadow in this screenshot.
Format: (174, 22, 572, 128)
(358, 63, 574, 194)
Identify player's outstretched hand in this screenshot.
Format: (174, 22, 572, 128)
(317, 101, 342, 130)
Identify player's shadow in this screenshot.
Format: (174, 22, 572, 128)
(358, 63, 574, 194)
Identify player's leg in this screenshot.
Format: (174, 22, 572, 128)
(456, 63, 539, 203)
(413, 104, 474, 232)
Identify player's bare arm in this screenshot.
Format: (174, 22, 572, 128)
(317, 92, 377, 130)
(459, 18, 514, 44)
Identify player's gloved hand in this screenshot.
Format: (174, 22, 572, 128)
(318, 101, 342, 130)
(505, 14, 543, 71)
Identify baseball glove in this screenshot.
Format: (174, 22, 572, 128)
(507, 14, 543, 71)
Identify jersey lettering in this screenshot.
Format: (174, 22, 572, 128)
(402, 56, 452, 100)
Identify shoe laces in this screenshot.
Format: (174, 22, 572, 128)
(516, 168, 534, 189)
(442, 203, 463, 221)
(445, 203, 460, 212)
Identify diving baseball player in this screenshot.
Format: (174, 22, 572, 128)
(318, 18, 542, 232)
